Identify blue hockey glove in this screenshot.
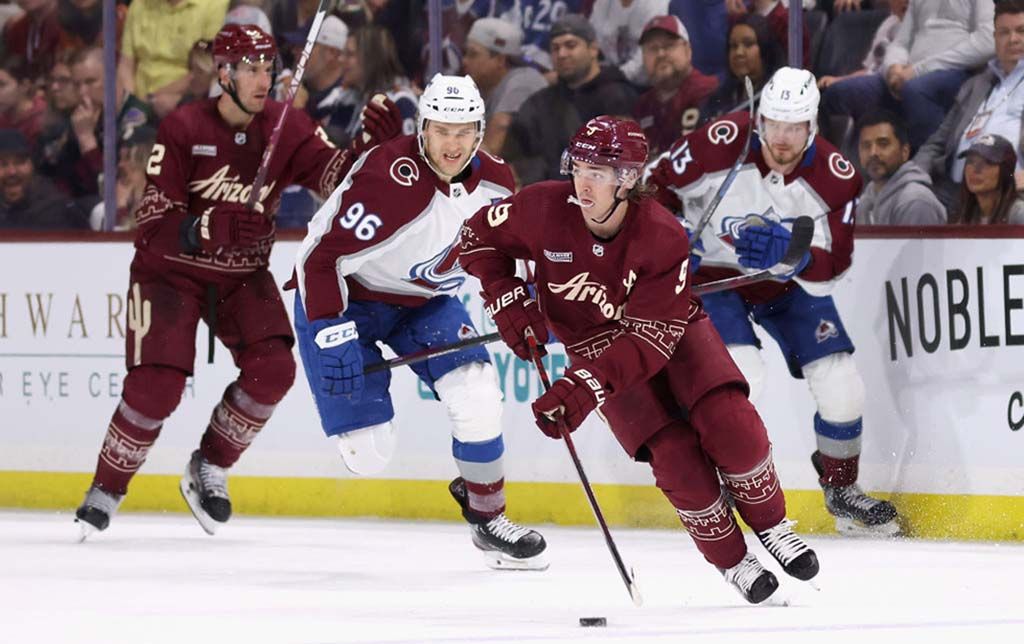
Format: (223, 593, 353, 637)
(310, 317, 364, 399)
(687, 232, 705, 275)
(734, 220, 810, 275)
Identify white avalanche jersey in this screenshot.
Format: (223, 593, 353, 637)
(645, 112, 862, 304)
(295, 135, 514, 321)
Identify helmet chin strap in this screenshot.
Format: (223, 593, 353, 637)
(219, 76, 256, 116)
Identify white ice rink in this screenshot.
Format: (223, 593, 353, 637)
(1, 511, 1022, 644)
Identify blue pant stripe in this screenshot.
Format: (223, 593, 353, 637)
(452, 435, 504, 464)
(814, 413, 863, 441)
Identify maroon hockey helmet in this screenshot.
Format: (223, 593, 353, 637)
(213, 23, 278, 67)
(561, 116, 649, 181)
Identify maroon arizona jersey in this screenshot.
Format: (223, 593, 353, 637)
(134, 98, 348, 282)
(645, 111, 861, 304)
(460, 181, 702, 396)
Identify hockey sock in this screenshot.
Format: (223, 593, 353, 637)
(813, 413, 862, 487)
(199, 383, 275, 468)
(674, 493, 747, 570)
(452, 435, 506, 520)
(719, 449, 786, 532)
(92, 400, 163, 496)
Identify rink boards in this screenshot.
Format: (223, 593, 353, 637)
(1, 230, 1022, 540)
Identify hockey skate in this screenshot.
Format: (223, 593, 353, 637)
(719, 552, 779, 604)
(755, 519, 819, 581)
(180, 450, 232, 535)
(812, 452, 900, 537)
(75, 485, 123, 542)
(448, 477, 548, 571)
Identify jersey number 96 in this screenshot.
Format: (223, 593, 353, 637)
(339, 202, 382, 241)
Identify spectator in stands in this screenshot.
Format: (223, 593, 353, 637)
(949, 134, 1024, 225)
(502, 13, 638, 186)
(856, 110, 945, 225)
(633, 15, 719, 157)
(117, 0, 229, 118)
(0, 128, 88, 228)
(818, 0, 906, 90)
(2, 0, 62, 78)
(820, 0, 994, 150)
(87, 124, 155, 231)
(56, 0, 127, 50)
(590, 0, 668, 85)
(915, 0, 1024, 211)
(0, 56, 46, 146)
(35, 51, 77, 190)
(724, 0, 810, 67)
(462, 17, 546, 156)
(701, 14, 784, 122)
(68, 46, 155, 198)
(288, 15, 348, 128)
(177, 38, 215, 106)
(463, 0, 589, 74)
(333, 24, 418, 147)
(669, 0, 728, 80)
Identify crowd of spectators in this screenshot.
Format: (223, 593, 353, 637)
(0, 0, 1021, 232)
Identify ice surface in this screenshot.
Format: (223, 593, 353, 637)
(1, 511, 1021, 644)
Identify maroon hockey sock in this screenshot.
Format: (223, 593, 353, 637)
(720, 450, 786, 532)
(199, 384, 275, 468)
(673, 493, 747, 570)
(817, 452, 859, 487)
(91, 402, 163, 496)
(464, 478, 506, 520)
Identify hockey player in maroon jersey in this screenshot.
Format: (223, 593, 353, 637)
(292, 74, 547, 570)
(459, 116, 818, 603)
(74, 24, 402, 539)
(646, 67, 900, 536)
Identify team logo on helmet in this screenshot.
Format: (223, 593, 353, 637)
(828, 153, 856, 180)
(708, 120, 740, 146)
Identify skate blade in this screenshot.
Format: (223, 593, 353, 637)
(179, 476, 221, 536)
(480, 550, 550, 571)
(835, 517, 901, 538)
(75, 518, 98, 543)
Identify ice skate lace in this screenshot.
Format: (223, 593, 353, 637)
(486, 514, 531, 544)
(838, 484, 880, 512)
(198, 459, 229, 499)
(725, 553, 766, 591)
(757, 519, 808, 565)
(84, 486, 121, 514)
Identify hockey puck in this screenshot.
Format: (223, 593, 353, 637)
(579, 617, 607, 627)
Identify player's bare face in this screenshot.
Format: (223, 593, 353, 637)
(761, 118, 809, 171)
(424, 121, 478, 181)
(571, 161, 630, 234)
(233, 60, 274, 112)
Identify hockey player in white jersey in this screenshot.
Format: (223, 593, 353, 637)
(647, 67, 900, 536)
(289, 74, 547, 569)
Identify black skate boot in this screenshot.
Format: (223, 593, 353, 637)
(719, 552, 779, 604)
(75, 485, 123, 542)
(180, 450, 231, 535)
(448, 477, 548, 571)
(812, 451, 900, 536)
(755, 519, 819, 581)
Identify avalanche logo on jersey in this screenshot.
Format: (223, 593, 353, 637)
(405, 239, 465, 293)
(720, 209, 779, 243)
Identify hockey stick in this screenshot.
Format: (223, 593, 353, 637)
(526, 334, 644, 607)
(692, 215, 815, 295)
(690, 75, 755, 243)
(364, 331, 500, 374)
(245, 0, 330, 211)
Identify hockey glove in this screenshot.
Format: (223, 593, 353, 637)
(483, 279, 549, 361)
(688, 231, 705, 275)
(734, 220, 810, 275)
(310, 317, 364, 400)
(532, 364, 608, 438)
(355, 94, 403, 154)
(182, 203, 270, 254)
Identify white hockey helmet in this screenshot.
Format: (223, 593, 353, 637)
(417, 73, 486, 176)
(757, 67, 820, 150)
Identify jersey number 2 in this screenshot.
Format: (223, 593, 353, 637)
(146, 144, 166, 176)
